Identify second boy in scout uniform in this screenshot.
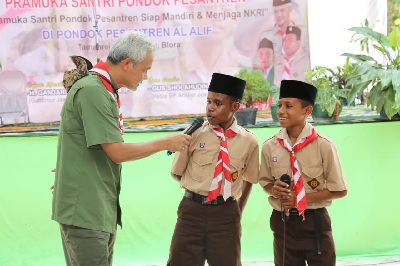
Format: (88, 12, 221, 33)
(259, 80, 347, 266)
(167, 73, 260, 266)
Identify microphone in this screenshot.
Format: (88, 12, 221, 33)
(182, 116, 205, 135)
(167, 116, 205, 156)
(280, 174, 291, 217)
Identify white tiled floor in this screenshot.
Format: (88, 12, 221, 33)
(336, 256, 400, 266)
(130, 256, 400, 266)
(239, 256, 400, 265)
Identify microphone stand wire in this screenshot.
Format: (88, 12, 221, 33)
(91, 0, 100, 62)
(281, 202, 287, 266)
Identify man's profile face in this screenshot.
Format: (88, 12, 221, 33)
(273, 4, 292, 27)
(257, 47, 274, 70)
(123, 51, 154, 91)
(283, 34, 300, 57)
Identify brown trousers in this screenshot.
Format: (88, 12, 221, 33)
(167, 197, 242, 266)
(270, 208, 336, 266)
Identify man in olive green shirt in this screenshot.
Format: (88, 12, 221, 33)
(52, 31, 191, 266)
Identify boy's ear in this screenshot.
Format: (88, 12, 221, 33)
(305, 105, 313, 116)
(232, 101, 241, 112)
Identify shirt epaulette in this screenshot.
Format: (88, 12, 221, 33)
(262, 135, 275, 145)
(241, 128, 259, 144)
(317, 133, 334, 144)
(242, 127, 256, 136)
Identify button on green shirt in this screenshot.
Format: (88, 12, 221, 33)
(52, 73, 124, 234)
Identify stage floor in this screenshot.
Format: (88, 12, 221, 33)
(242, 256, 400, 265)
(132, 256, 400, 266)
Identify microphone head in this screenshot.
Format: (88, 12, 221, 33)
(280, 174, 291, 188)
(193, 116, 205, 124)
(183, 116, 205, 135)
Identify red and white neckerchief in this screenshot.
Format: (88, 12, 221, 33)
(277, 29, 285, 54)
(206, 128, 237, 202)
(90, 61, 124, 134)
(276, 127, 318, 220)
(281, 56, 291, 81)
(277, 25, 292, 81)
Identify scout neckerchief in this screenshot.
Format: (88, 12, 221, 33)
(206, 127, 237, 202)
(277, 29, 285, 52)
(282, 56, 291, 81)
(90, 61, 124, 134)
(276, 127, 318, 220)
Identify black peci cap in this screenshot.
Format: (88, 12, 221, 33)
(208, 73, 246, 100)
(279, 80, 317, 105)
(258, 38, 274, 50)
(286, 26, 301, 40)
(273, 0, 291, 7)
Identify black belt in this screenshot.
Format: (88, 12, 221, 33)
(184, 190, 235, 205)
(288, 208, 324, 216)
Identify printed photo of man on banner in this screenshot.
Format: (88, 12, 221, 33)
(0, 0, 311, 124)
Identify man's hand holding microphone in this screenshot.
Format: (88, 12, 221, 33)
(166, 117, 204, 156)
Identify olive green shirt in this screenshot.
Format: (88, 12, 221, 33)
(52, 72, 124, 234)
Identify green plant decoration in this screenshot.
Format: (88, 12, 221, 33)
(234, 68, 271, 108)
(269, 85, 280, 104)
(305, 66, 347, 116)
(341, 19, 400, 119)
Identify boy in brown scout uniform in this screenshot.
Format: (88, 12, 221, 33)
(259, 80, 347, 266)
(167, 73, 260, 266)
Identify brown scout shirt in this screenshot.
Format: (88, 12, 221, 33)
(259, 123, 347, 211)
(171, 119, 259, 199)
(273, 47, 311, 86)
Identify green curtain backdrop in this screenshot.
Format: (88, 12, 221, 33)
(1, 122, 399, 265)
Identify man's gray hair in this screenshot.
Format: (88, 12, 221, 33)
(107, 30, 157, 66)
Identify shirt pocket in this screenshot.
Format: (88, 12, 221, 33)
(230, 157, 245, 182)
(189, 155, 214, 182)
(301, 166, 324, 191)
(271, 167, 291, 181)
(230, 157, 245, 172)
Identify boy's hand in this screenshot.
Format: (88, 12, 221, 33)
(272, 181, 295, 210)
(281, 191, 296, 209)
(50, 168, 56, 193)
(272, 180, 291, 199)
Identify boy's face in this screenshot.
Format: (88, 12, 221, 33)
(277, 97, 312, 129)
(206, 91, 239, 130)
